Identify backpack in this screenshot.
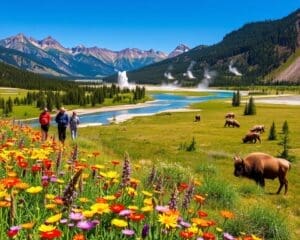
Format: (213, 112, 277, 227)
(40, 115, 49, 125)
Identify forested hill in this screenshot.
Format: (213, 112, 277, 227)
(0, 62, 76, 90)
(122, 9, 300, 86)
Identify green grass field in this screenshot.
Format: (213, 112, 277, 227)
(67, 97, 300, 239)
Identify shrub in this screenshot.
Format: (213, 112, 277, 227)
(199, 176, 238, 209)
(225, 206, 290, 239)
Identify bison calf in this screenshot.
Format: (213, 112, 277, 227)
(194, 114, 201, 122)
(225, 112, 235, 119)
(243, 132, 261, 143)
(233, 152, 291, 194)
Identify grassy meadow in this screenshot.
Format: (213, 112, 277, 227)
(76, 97, 300, 239)
(1, 89, 299, 240)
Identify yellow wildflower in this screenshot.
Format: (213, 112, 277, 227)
(45, 204, 57, 209)
(90, 203, 110, 214)
(38, 224, 56, 232)
(45, 213, 62, 224)
(141, 205, 153, 212)
(82, 210, 96, 218)
(26, 186, 43, 194)
(158, 213, 178, 229)
(142, 190, 153, 197)
(111, 218, 128, 228)
(103, 195, 116, 201)
(143, 198, 153, 206)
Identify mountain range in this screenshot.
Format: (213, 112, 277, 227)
(124, 9, 300, 85)
(0, 34, 190, 78)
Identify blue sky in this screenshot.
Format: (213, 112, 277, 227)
(0, 0, 299, 52)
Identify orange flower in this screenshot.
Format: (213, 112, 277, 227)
(111, 160, 120, 166)
(92, 151, 101, 157)
(0, 200, 11, 207)
(220, 210, 235, 219)
(0, 177, 21, 188)
(194, 194, 205, 204)
(73, 234, 85, 240)
(128, 212, 145, 222)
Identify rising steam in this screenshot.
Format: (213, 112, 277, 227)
(183, 61, 196, 79)
(164, 65, 175, 80)
(229, 60, 242, 76)
(198, 68, 217, 89)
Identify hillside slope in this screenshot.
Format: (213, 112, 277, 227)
(123, 9, 300, 86)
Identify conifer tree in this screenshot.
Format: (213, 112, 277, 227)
(268, 121, 277, 140)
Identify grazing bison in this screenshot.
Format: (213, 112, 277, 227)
(225, 112, 235, 119)
(243, 132, 261, 143)
(233, 152, 291, 194)
(194, 114, 201, 122)
(250, 125, 265, 134)
(224, 119, 240, 128)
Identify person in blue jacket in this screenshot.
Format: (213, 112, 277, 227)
(55, 107, 69, 144)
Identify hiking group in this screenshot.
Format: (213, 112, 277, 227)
(39, 107, 80, 143)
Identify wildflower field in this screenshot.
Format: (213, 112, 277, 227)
(0, 120, 268, 240)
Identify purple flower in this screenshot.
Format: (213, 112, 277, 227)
(119, 209, 132, 216)
(68, 223, 75, 227)
(155, 205, 169, 213)
(69, 212, 84, 221)
(60, 218, 68, 224)
(10, 226, 22, 231)
(141, 224, 149, 239)
(122, 229, 135, 236)
(50, 176, 58, 182)
(77, 220, 95, 231)
(42, 175, 49, 181)
(179, 220, 191, 228)
(223, 232, 235, 240)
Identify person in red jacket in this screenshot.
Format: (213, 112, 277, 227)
(39, 107, 51, 141)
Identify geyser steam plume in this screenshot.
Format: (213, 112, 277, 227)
(198, 68, 217, 89)
(229, 60, 242, 76)
(164, 65, 175, 80)
(183, 61, 196, 79)
(117, 71, 129, 88)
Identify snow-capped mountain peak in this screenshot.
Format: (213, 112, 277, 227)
(168, 44, 190, 58)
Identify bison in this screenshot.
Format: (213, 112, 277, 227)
(233, 152, 291, 194)
(250, 125, 265, 134)
(194, 114, 201, 122)
(224, 119, 240, 128)
(225, 112, 235, 119)
(243, 132, 261, 143)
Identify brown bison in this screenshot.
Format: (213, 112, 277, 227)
(243, 132, 261, 143)
(194, 114, 201, 122)
(233, 152, 291, 194)
(224, 119, 240, 128)
(250, 125, 265, 134)
(225, 112, 235, 119)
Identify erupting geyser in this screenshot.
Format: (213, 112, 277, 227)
(117, 71, 129, 88)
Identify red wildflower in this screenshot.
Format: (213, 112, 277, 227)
(7, 229, 19, 238)
(179, 230, 194, 239)
(128, 212, 145, 222)
(43, 159, 52, 170)
(40, 229, 62, 239)
(17, 161, 28, 168)
(96, 197, 107, 203)
(110, 203, 126, 214)
(31, 164, 42, 173)
(197, 210, 208, 218)
(202, 232, 216, 240)
(178, 182, 189, 192)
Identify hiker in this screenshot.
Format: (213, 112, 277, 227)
(39, 107, 51, 141)
(69, 111, 80, 140)
(55, 107, 69, 144)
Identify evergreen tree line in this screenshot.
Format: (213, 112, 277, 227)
(0, 85, 146, 114)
